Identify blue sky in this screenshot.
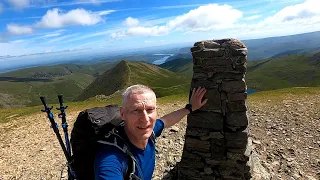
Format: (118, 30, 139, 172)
(0, 0, 319, 56)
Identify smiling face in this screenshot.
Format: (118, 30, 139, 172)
(120, 91, 157, 143)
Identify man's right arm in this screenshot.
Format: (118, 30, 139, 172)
(94, 146, 127, 180)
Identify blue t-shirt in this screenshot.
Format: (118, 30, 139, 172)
(94, 119, 164, 180)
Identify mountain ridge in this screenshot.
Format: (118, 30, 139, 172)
(158, 52, 320, 91)
(76, 60, 190, 101)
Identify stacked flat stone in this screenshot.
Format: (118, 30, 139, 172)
(177, 38, 251, 180)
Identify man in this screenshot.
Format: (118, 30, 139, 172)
(94, 84, 207, 180)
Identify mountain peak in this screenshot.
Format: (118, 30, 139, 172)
(76, 60, 190, 101)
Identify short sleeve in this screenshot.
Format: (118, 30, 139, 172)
(153, 119, 164, 137)
(94, 146, 128, 180)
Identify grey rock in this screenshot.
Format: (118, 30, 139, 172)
(200, 132, 224, 140)
(204, 40, 221, 49)
(221, 79, 247, 93)
(187, 111, 223, 130)
(227, 101, 248, 112)
(192, 49, 225, 58)
(248, 151, 271, 180)
(225, 131, 248, 149)
(221, 38, 246, 48)
(204, 167, 213, 175)
(211, 138, 226, 158)
(185, 137, 211, 153)
(205, 158, 223, 166)
(227, 92, 247, 102)
(186, 128, 210, 137)
(230, 48, 248, 56)
(225, 111, 248, 130)
(191, 79, 219, 89)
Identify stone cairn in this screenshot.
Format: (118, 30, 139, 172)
(174, 38, 251, 180)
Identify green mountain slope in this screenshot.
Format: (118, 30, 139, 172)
(161, 53, 320, 92)
(246, 53, 320, 90)
(1, 62, 115, 78)
(243, 31, 320, 60)
(76, 60, 190, 101)
(0, 73, 95, 108)
(307, 52, 320, 67)
(271, 47, 320, 59)
(0, 62, 116, 108)
(159, 58, 193, 77)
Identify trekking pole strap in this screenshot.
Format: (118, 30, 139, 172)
(56, 95, 72, 155)
(40, 96, 77, 180)
(56, 95, 74, 180)
(40, 96, 72, 162)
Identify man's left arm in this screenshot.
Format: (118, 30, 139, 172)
(159, 87, 208, 128)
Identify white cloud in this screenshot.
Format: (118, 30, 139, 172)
(38, 0, 122, 8)
(47, 29, 116, 45)
(124, 17, 139, 27)
(46, 33, 80, 43)
(138, 16, 176, 27)
(152, 4, 207, 10)
(70, 0, 120, 5)
(35, 8, 103, 28)
(41, 33, 61, 38)
(241, 0, 320, 38)
(264, 0, 319, 23)
(218, 0, 320, 40)
(127, 26, 169, 36)
(167, 4, 242, 30)
(75, 0, 101, 4)
(7, 0, 54, 9)
(7, 0, 30, 9)
(112, 0, 320, 40)
(111, 31, 127, 38)
(97, 10, 116, 16)
(244, 15, 261, 21)
(5, 0, 120, 9)
(7, 24, 33, 35)
(9, 39, 25, 44)
(112, 4, 242, 38)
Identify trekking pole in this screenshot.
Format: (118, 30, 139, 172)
(40, 96, 77, 180)
(56, 94, 73, 180)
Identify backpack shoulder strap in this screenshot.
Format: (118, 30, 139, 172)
(97, 123, 157, 180)
(97, 127, 142, 180)
(150, 131, 156, 143)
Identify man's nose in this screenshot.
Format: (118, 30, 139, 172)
(140, 110, 149, 122)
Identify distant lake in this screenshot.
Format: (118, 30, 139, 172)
(246, 89, 256, 94)
(152, 54, 174, 65)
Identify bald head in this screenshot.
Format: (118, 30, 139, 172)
(121, 84, 156, 109)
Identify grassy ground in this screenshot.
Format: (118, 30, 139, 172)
(1, 87, 320, 124)
(248, 86, 320, 102)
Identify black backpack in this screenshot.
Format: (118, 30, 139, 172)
(70, 104, 145, 180)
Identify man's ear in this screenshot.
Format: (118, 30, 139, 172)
(120, 107, 125, 120)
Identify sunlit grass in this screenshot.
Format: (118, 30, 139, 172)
(1, 87, 320, 124)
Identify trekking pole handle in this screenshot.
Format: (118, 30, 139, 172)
(58, 94, 64, 106)
(40, 96, 49, 109)
(57, 94, 68, 111)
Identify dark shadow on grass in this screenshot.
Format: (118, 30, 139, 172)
(0, 77, 53, 82)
